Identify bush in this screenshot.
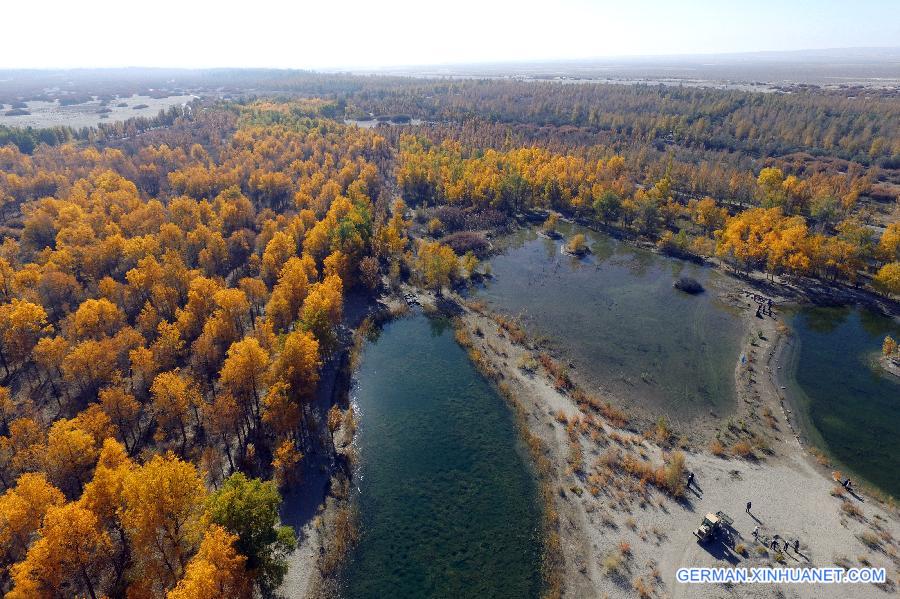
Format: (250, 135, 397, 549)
(517, 353, 538, 372)
(565, 233, 588, 255)
(433, 206, 467, 231)
(662, 451, 686, 496)
(633, 576, 652, 598)
(841, 500, 863, 519)
(441, 231, 489, 256)
(860, 531, 881, 548)
(602, 551, 624, 576)
(731, 440, 753, 458)
(710, 439, 726, 456)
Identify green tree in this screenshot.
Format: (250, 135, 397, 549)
(593, 190, 621, 224)
(205, 473, 296, 596)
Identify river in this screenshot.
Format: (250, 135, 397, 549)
(341, 312, 542, 598)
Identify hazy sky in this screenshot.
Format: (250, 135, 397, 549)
(3, 0, 898, 69)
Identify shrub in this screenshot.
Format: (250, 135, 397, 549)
(841, 500, 863, 519)
(734, 543, 747, 556)
(633, 576, 652, 598)
(731, 440, 753, 458)
(433, 206, 466, 231)
(567, 439, 584, 473)
(517, 354, 538, 372)
(565, 233, 588, 255)
(860, 531, 881, 548)
(494, 314, 527, 344)
(427, 217, 444, 235)
(654, 416, 670, 444)
(662, 451, 686, 496)
(538, 353, 572, 390)
(319, 505, 359, 574)
(441, 231, 489, 256)
(709, 439, 726, 456)
(602, 551, 624, 576)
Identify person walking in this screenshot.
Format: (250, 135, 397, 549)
(794, 539, 800, 553)
(687, 472, 694, 488)
(746, 501, 752, 513)
(753, 525, 759, 539)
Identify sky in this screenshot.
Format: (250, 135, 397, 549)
(2, 0, 898, 69)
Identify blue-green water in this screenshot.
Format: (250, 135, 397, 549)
(342, 314, 542, 598)
(475, 222, 744, 422)
(783, 306, 900, 499)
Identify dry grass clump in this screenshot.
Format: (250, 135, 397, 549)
(730, 440, 754, 458)
(567, 438, 584, 474)
(517, 353, 539, 372)
(493, 313, 528, 344)
(618, 450, 686, 497)
(602, 551, 625, 576)
(632, 576, 653, 598)
(454, 326, 473, 347)
(709, 439, 726, 456)
(538, 352, 572, 390)
(464, 298, 487, 313)
(653, 416, 671, 445)
(734, 543, 747, 556)
(859, 531, 881, 549)
(571, 388, 629, 427)
(841, 500, 863, 519)
(318, 505, 359, 575)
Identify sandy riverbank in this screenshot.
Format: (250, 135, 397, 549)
(437, 286, 900, 598)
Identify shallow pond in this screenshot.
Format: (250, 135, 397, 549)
(474, 222, 745, 423)
(782, 305, 900, 498)
(342, 313, 542, 598)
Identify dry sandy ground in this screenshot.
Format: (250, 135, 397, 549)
(450, 289, 900, 599)
(280, 519, 323, 597)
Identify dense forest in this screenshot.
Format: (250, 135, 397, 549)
(0, 100, 414, 597)
(0, 75, 897, 597)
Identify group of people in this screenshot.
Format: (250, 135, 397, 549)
(752, 528, 801, 554)
(755, 298, 774, 318)
(743, 290, 775, 318)
(747, 501, 804, 556)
